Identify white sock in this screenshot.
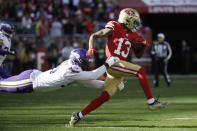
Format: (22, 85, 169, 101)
(148, 98, 155, 104)
(78, 112, 83, 118)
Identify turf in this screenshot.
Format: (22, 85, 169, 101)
(0, 77, 197, 131)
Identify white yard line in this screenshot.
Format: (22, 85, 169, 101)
(163, 117, 197, 120)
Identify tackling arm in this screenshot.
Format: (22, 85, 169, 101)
(69, 65, 107, 81)
(68, 56, 119, 81)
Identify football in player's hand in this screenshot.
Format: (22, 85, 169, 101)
(131, 36, 146, 51)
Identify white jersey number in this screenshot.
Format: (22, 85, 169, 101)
(114, 38, 131, 58)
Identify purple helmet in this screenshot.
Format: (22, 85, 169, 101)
(0, 22, 15, 38)
(69, 48, 90, 63)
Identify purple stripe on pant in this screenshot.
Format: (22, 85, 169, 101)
(0, 70, 33, 93)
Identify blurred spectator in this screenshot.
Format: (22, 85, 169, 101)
(61, 43, 74, 61)
(50, 17, 62, 38)
(25, 43, 36, 69)
(36, 7, 48, 20)
(47, 43, 59, 68)
(63, 18, 74, 35)
(62, 4, 72, 19)
(106, 8, 118, 21)
(22, 13, 33, 34)
(15, 1, 25, 21)
(95, 0, 106, 21)
(181, 40, 190, 74)
(75, 18, 84, 34)
(84, 19, 94, 34)
(35, 18, 49, 41)
(75, 7, 83, 20)
(55, 37, 64, 49)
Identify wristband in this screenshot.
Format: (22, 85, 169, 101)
(104, 63, 109, 69)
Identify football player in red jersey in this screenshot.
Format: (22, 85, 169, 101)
(69, 8, 168, 127)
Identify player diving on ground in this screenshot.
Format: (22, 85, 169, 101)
(0, 48, 120, 93)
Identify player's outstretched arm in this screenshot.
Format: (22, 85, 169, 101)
(87, 28, 112, 56)
(70, 56, 119, 81)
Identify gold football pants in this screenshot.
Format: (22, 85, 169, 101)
(104, 60, 141, 96)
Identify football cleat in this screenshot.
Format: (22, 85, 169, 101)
(69, 112, 81, 128)
(148, 100, 168, 110)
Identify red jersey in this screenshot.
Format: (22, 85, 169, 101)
(105, 21, 144, 61)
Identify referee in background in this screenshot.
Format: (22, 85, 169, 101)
(151, 33, 172, 88)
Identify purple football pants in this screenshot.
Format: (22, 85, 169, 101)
(0, 70, 33, 93)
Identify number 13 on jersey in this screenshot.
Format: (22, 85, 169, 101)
(114, 38, 131, 58)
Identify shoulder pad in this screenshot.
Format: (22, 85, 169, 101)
(105, 21, 120, 30)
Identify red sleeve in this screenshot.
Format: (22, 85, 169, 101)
(105, 21, 118, 35)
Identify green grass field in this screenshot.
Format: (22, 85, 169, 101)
(0, 77, 197, 131)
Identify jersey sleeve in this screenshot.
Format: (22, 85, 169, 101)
(105, 21, 118, 35)
(66, 65, 107, 81)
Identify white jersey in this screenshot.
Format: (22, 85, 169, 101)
(30, 60, 107, 89)
(0, 32, 11, 65)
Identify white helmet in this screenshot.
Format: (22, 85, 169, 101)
(118, 8, 141, 32)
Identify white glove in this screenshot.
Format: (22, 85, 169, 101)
(106, 56, 120, 67)
(118, 81, 125, 91)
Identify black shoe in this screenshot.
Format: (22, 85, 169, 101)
(167, 82, 171, 87)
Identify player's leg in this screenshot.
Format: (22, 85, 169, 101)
(161, 61, 171, 87)
(109, 60, 154, 101)
(108, 60, 168, 110)
(0, 70, 33, 93)
(69, 75, 122, 127)
(153, 60, 159, 88)
(0, 67, 12, 79)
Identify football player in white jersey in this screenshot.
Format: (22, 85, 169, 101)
(0, 22, 15, 78)
(0, 48, 120, 93)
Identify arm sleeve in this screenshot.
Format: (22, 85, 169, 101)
(78, 80, 104, 89)
(166, 42, 172, 60)
(68, 65, 107, 81)
(105, 21, 117, 36)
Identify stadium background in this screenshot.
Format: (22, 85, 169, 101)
(0, 0, 197, 74)
(1, 1, 197, 131)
